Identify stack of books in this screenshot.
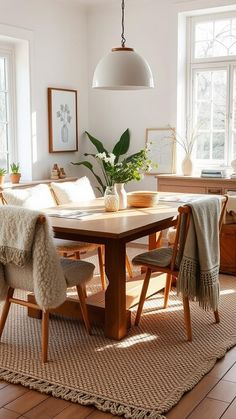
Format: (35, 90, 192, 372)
(201, 169, 227, 178)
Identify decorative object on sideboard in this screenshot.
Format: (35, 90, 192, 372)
(168, 124, 198, 176)
(0, 168, 7, 186)
(10, 163, 21, 184)
(92, 0, 154, 90)
(48, 88, 78, 153)
(72, 129, 154, 210)
(145, 128, 175, 174)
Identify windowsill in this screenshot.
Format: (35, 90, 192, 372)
(0, 177, 78, 191)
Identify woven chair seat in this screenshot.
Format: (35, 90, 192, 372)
(61, 258, 95, 287)
(132, 247, 173, 268)
(54, 238, 99, 253)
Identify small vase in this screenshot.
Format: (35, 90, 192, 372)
(182, 154, 193, 176)
(115, 183, 127, 210)
(104, 186, 119, 212)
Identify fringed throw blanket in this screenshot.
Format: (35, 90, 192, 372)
(177, 197, 221, 311)
(0, 206, 67, 310)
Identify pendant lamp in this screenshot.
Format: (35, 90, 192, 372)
(92, 0, 154, 90)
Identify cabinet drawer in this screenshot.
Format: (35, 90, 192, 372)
(207, 187, 223, 195)
(159, 185, 205, 194)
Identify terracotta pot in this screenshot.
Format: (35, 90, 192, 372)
(0, 175, 5, 186)
(10, 173, 21, 184)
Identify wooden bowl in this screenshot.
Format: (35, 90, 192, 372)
(127, 191, 159, 208)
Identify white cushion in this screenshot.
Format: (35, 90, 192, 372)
(51, 177, 95, 204)
(2, 184, 56, 209)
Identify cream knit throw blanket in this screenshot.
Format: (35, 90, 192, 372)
(177, 197, 221, 311)
(0, 206, 67, 310)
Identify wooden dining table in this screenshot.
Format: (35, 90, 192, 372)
(36, 196, 179, 340)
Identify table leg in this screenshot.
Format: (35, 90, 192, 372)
(105, 240, 127, 340)
(149, 231, 162, 250)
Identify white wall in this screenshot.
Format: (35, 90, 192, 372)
(87, 0, 236, 192)
(0, 0, 88, 180)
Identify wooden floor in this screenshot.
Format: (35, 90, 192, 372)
(0, 345, 236, 418)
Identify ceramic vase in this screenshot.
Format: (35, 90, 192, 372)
(104, 186, 119, 212)
(115, 183, 127, 210)
(182, 154, 193, 176)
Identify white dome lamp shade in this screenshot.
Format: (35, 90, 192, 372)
(92, 1, 154, 90)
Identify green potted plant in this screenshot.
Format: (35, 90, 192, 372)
(10, 163, 21, 184)
(0, 168, 7, 186)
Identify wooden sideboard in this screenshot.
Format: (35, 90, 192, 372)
(156, 174, 236, 195)
(156, 174, 236, 275)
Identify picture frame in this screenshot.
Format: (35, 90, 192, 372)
(48, 87, 78, 153)
(145, 127, 176, 174)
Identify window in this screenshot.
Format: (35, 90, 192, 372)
(188, 12, 236, 167)
(0, 47, 15, 173)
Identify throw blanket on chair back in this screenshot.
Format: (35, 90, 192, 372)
(0, 206, 67, 310)
(177, 197, 221, 311)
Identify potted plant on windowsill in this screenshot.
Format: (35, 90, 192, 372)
(0, 168, 7, 186)
(10, 163, 21, 184)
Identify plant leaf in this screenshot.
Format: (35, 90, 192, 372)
(85, 131, 108, 154)
(112, 129, 130, 162)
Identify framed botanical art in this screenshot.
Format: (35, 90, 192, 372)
(48, 88, 78, 152)
(145, 127, 176, 174)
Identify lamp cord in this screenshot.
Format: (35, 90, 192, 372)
(121, 0, 126, 48)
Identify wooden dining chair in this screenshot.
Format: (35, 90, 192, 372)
(0, 214, 95, 363)
(132, 196, 228, 341)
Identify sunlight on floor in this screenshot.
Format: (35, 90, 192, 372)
(95, 333, 157, 351)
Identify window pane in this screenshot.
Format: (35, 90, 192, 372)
(212, 132, 225, 159)
(0, 92, 7, 122)
(196, 133, 210, 159)
(0, 124, 8, 170)
(233, 133, 236, 159)
(194, 17, 236, 58)
(195, 41, 213, 58)
(197, 72, 211, 100)
(196, 102, 211, 129)
(0, 58, 5, 91)
(193, 69, 227, 161)
(195, 22, 213, 41)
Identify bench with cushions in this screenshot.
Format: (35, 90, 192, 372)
(1, 177, 133, 284)
(1, 177, 106, 289)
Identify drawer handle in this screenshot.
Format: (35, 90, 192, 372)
(207, 188, 222, 194)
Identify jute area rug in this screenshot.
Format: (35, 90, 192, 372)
(0, 270, 236, 419)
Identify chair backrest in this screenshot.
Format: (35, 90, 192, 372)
(169, 195, 228, 271)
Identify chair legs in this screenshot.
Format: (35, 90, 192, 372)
(135, 268, 152, 326)
(163, 273, 172, 309)
(126, 255, 133, 279)
(76, 285, 91, 335)
(42, 310, 49, 363)
(0, 287, 14, 339)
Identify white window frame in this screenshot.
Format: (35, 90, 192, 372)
(187, 12, 236, 168)
(0, 44, 16, 174)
